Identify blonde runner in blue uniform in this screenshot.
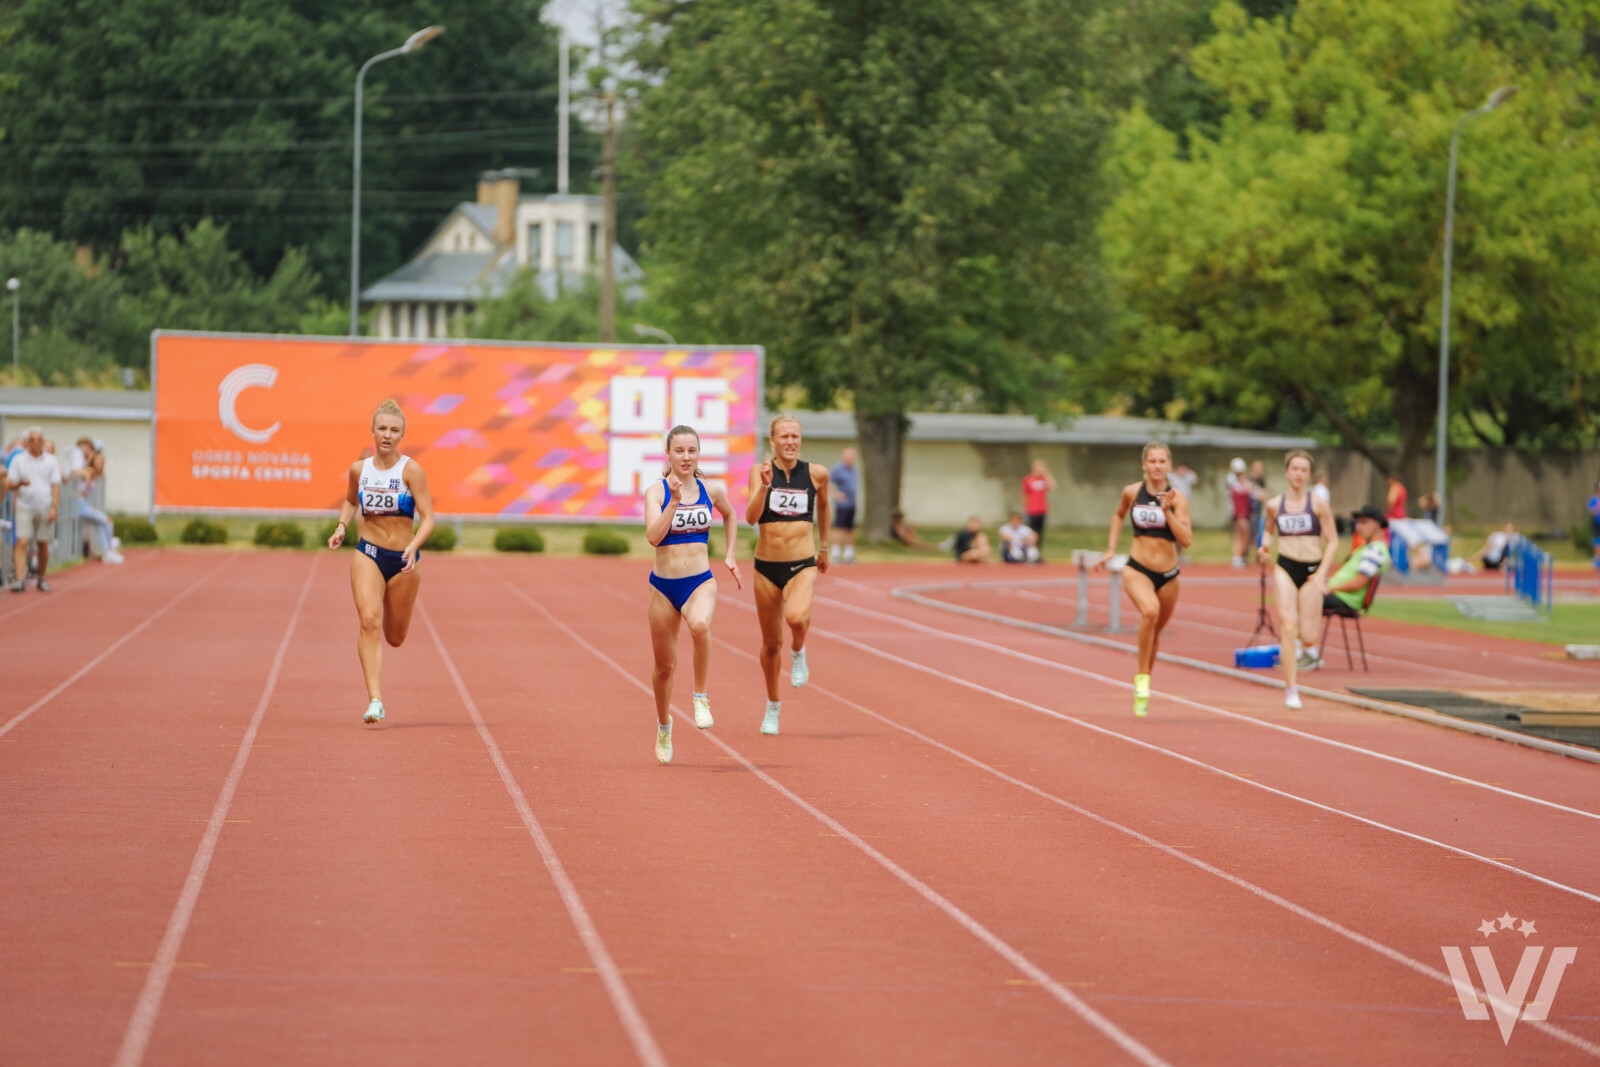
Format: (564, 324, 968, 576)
(644, 425, 742, 764)
(327, 399, 435, 724)
(746, 415, 831, 735)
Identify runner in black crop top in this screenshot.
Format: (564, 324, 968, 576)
(1257, 450, 1339, 708)
(756, 456, 817, 524)
(1129, 483, 1177, 542)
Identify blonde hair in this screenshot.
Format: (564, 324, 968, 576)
(1141, 441, 1171, 462)
(662, 424, 705, 479)
(1284, 448, 1313, 470)
(371, 398, 406, 432)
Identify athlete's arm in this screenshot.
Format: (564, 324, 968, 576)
(329, 462, 362, 549)
(744, 462, 772, 526)
(401, 463, 434, 571)
(812, 463, 831, 573)
(1257, 497, 1278, 562)
(708, 482, 744, 589)
(1313, 496, 1340, 589)
(1167, 487, 1193, 550)
(643, 479, 676, 547)
(1096, 484, 1135, 569)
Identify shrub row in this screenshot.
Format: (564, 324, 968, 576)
(112, 516, 159, 544)
(179, 518, 228, 544)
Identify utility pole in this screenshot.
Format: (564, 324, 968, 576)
(599, 90, 617, 343)
(558, 35, 570, 195)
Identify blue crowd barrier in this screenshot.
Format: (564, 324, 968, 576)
(1505, 535, 1553, 615)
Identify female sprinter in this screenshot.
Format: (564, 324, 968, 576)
(1098, 442, 1192, 717)
(644, 425, 742, 765)
(1259, 450, 1339, 709)
(327, 399, 434, 725)
(745, 415, 831, 736)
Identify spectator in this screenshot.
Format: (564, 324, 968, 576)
(889, 509, 939, 553)
(1588, 479, 1600, 590)
(1170, 463, 1197, 502)
(1468, 522, 1516, 571)
(1227, 458, 1253, 567)
(1419, 491, 1440, 524)
(998, 511, 1040, 564)
(952, 515, 992, 564)
(1020, 459, 1056, 549)
(827, 447, 858, 564)
(1324, 506, 1391, 612)
(73, 437, 122, 565)
(7, 426, 62, 592)
(1248, 459, 1269, 539)
(1311, 471, 1331, 509)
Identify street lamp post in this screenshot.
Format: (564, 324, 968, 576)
(350, 26, 445, 337)
(6, 277, 18, 372)
(1436, 85, 1517, 524)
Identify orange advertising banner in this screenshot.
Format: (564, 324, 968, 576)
(152, 332, 762, 519)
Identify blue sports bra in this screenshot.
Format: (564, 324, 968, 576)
(658, 478, 713, 546)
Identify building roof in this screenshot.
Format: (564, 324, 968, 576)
(0, 386, 152, 421)
(359, 250, 515, 303)
(793, 411, 1318, 449)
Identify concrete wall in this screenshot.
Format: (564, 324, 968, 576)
(0, 417, 151, 515)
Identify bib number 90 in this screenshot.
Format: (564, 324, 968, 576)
(1131, 504, 1165, 528)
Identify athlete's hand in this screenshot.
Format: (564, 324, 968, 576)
(816, 551, 830, 574)
(1156, 489, 1174, 509)
(1257, 544, 1271, 564)
(1093, 550, 1114, 571)
(401, 546, 417, 573)
(724, 554, 743, 590)
(1311, 574, 1328, 596)
(758, 462, 773, 487)
(666, 470, 683, 495)
(328, 523, 346, 550)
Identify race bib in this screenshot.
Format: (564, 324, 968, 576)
(672, 504, 712, 532)
(770, 488, 810, 517)
(1131, 504, 1165, 529)
(362, 488, 399, 512)
(1278, 512, 1315, 535)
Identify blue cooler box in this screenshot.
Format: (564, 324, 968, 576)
(1234, 644, 1280, 669)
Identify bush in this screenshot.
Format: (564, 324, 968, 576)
(179, 517, 229, 544)
(113, 516, 159, 544)
(493, 527, 545, 553)
(582, 528, 631, 556)
(423, 524, 457, 551)
(253, 521, 305, 548)
(1572, 521, 1594, 559)
(317, 520, 354, 548)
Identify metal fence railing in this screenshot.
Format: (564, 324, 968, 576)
(0, 471, 108, 587)
(1505, 534, 1554, 615)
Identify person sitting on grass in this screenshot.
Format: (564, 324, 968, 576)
(890, 509, 940, 553)
(1468, 522, 1516, 572)
(952, 515, 992, 564)
(1323, 506, 1391, 614)
(998, 511, 1040, 563)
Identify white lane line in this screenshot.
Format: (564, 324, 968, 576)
(492, 566, 1173, 1067)
(421, 603, 669, 1067)
(2, 555, 237, 741)
(819, 594, 1600, 824)
(112, 555, 317, 1067)
(746, 598, 1600, 906)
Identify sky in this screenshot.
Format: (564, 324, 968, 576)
(542, 0, 624, 47)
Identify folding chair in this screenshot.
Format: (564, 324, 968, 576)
(1318, 572, 1380, 671)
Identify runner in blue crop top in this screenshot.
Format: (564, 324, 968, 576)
(642, 425, 743, 764)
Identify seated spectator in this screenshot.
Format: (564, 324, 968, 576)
(998, 511, 1040, 564)
(73, 437, 122, 564)
(952, 515, 992, 564)
(890, 509, 939, 553)
(1469, 522, 1516, 571)
(1324, 506, 1391, 613)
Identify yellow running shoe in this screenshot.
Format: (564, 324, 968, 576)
(655, 725, 673, 764)
(693, 694, 713, 730)
(1133, 673, 1151, 719)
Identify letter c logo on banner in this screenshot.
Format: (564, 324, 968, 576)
(218, 364, 281, 444)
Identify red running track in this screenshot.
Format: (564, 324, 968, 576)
(2, 551, 1598, 1065)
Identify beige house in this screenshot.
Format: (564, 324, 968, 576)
(361, 169, 642, 339)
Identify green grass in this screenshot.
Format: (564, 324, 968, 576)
(1368, 597, 1600, 647)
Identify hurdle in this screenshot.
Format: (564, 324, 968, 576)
(1505, 535, 1553, 615)
(1070, 549, 1126, 633)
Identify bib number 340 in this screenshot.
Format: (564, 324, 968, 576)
(672, 506, 712, 531)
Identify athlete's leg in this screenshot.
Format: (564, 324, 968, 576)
(1272, 566, 1301, 689)
(782, 566, 817, 653)
(680, 578, 719, 694)
(1296, 576, 1324, 660)
(381, 567, 422, 647)
(1150, 577, 1181, 662)
(647, 588, 681, 727)
(350, 553, 388, 701)
(754, 572, 785, 702)
(1123, 568, 1161, 675)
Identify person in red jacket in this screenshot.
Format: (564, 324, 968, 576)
(1020, 459, 1057, 551)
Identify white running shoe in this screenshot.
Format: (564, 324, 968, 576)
(761, 703, 781, 735)
(655, 725, 673, 764)
(111, 536, 122, 549)
(693, 694, 713, 730)
(363, 699, 385, 723)
(103, 550, 125, 565)
(1285, 688, 1302, 711)
(791, 649, 809, 689)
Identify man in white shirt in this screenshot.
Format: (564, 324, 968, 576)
(998, 511, 1040, 563)
(7, 427, 63, 592)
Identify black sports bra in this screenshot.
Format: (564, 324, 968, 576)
(757, 460, 816, 524)
(1130, 483, 1176, 541)
(1274, 494, 1323, 538)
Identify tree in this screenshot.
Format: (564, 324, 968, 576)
(0, 228, 126, 385)
(0, 0, 588, 298)
(628, 0, 1107, 539)
(1099, 0, 1600, 481)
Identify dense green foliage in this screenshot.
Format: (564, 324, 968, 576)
(112, 515, 159, 544)
(493, 526, 545, 553)
(252, 520, 305, 547)
(318, 520, 355, 549)
(180, 517, 229, 544)
(0, 0, 588, 297)
(422, 524, 457, 551)
(581, 528, 630, 555)
(1098, 0, 1600, 474)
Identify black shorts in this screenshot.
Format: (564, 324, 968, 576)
(1126, 556, 1180, 592)
(1277, 556, 1320, 589)
(754, 556, 816, 591)
(834, 506, 855, 532)
(356, 538, 416, 582)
